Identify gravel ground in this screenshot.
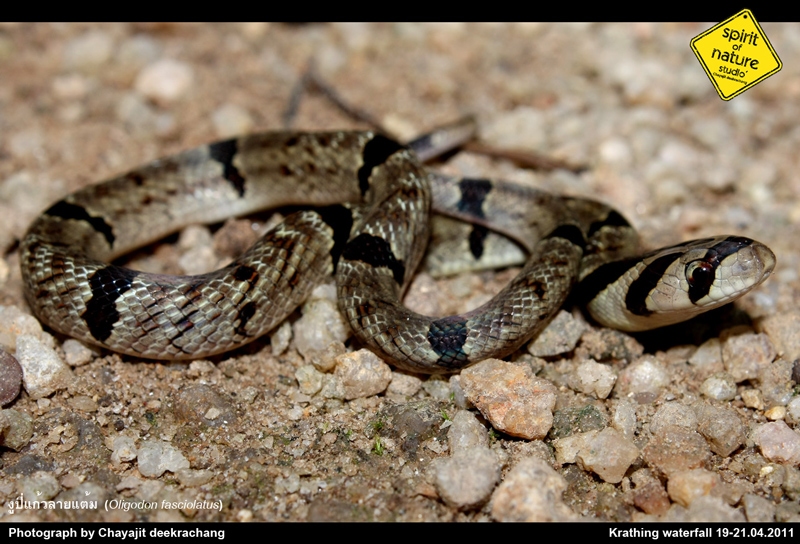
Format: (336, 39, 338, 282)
(1, 22, 800, 522)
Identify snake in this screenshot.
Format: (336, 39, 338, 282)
(19, 130, 776, 374)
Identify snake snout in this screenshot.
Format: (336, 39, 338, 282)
(749, 242, 777, 282)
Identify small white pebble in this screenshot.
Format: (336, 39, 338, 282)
(433, 446, 500, 510)
(553, 432, 589, 465)
(116, 35, 162, 73)
(318, 374, 345, 400)
(0, 305, 44, 352)
(757, 311, 800, 362)
(741, 388, 765, 410)
(62, 31, 114, 73)
(295, 365, 324, 396)
(286, 405, 304, 421)
(294, 293, 348, 358)
(491, 457, 576, 522)
(204, 407, 221, 421)
(116, 475, 142, 491)
(598, 137, 633, 167)
(684, 495, 745, 522)
(51, 74, 91, 101)
(528, 310, 585, 357)
(239, 22, 270, 41)
(688, 338, 723, 377)
(422, 377, 452, 401)
(386, 372, 422, 399)
(175, 468, 213, 487)
(15, 334, 72, 399)
(569, 359, 616, 399)
(753, 421, 800, 465)
(786, 397, 800, 423)
(334, 350, 392, 400)
(667, 468, 719, 507)
(304, 342, 345, 373)
(448, 374, 471, 410)
(61, 339, 96, 367)
(111, 436, 137, 464)
(0, 409, 33, 451)
(448, 410, 490, 452)
(722, 330, 776, 383)
(650, 402, 697, 435)
(137, 440, 190, 478)
(742, 493, 776, 522)
(612, 399, 637, 440)
(135, 59, 194, 105)
(236, 509, 254, 522)
(576, 427, 639, 484)
(614, 355, 669, 399)
(19, 471, 60, 502)
(269, 321, 292, 356)
(700, 372, 737, 401)
(8, 132, 44, 161)
(212, 103, 254, 139)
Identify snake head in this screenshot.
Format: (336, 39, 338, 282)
(586, 235, 776, 331)
(679, 235, 775, 308)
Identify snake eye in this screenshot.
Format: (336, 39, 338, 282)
(686, 260, 715, 288)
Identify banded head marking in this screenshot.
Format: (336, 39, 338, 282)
(585, 235, 776, 332)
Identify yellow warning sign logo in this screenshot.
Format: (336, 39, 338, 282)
(691, 9, 782, 101)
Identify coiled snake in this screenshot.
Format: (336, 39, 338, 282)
(19, 130, 776, 373)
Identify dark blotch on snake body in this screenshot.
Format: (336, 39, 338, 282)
(587, 210, 631, 237)
(342, 233, 406, 286)
(526, 279, 547, 299)
(427, 317, 469, 367)
(234, 301, 257, 337)
(82, 266, 136, 343)
(232, 265, 260, 292)
(125, 172, 145, 186)
(546, 224, 587, 250)
(357, 135, 405, 196)
(44, 200, 116, 247)
(316, 205, 355, 269)
(0, 348, 23, 406)
(468, 225, 490, 260)
(456, 178, 492, 219)
(208, 139, 246, 197)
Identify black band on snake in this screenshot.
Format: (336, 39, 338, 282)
(19, 131, 776, 373)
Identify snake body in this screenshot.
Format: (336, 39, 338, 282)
(19, 131, 776, 373)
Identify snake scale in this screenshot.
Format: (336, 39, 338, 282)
(19, 130, 776, 373)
